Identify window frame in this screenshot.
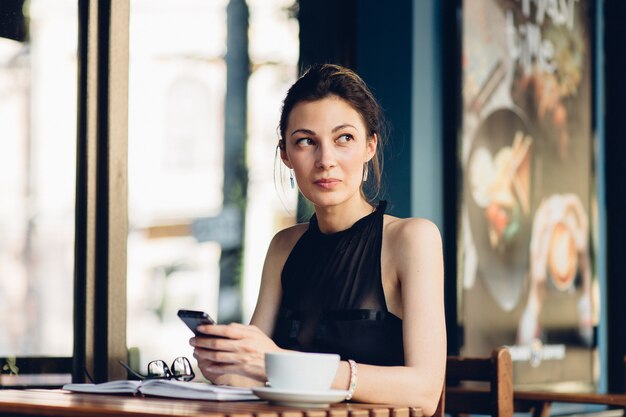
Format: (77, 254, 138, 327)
(72, 0, 129, 383)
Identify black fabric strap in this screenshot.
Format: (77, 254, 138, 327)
(281, 308, 397, 321)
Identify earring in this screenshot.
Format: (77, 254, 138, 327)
(289, 170, 295, 189)
(363, 163, 368, 182)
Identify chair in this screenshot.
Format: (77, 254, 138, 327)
(513, 354, 626, 417)
(444, 346, 514, 417)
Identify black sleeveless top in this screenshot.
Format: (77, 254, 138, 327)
(272, 201, 404, 366)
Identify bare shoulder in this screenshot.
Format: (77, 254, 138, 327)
(253, 222, 309, 330)
(383, 215, 443, 286)
(384, 215, 442, 248)
(268, 222, 309, 258)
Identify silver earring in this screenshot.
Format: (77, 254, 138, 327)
(363, 163, 368, 182)
(289, 170, 295, 189)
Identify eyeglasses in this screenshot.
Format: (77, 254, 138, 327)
(119, 357, 195, 382)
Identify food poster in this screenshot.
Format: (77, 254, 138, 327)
(459, 0, 598, 388)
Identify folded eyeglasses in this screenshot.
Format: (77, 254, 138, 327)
(119, 356, 195, 382)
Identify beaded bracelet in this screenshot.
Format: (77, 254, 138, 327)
(345, 359, 358, 401)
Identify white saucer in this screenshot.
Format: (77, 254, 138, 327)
(251, 387, 349, 408)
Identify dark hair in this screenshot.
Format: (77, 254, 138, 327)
(278, 64, 385, 198)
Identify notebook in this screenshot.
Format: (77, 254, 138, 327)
(62, 379, 259, 401)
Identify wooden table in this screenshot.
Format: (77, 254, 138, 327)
(0, 389, 422, 417)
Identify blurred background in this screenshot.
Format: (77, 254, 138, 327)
(0, 0, 298, 374)
(1, 0, 626, 402)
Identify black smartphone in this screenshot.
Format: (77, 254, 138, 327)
(177, 309, 215, 336)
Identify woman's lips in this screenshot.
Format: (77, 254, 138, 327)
(314, 178, 341, 189)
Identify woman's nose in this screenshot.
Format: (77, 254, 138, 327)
(315, 143, 336, 169)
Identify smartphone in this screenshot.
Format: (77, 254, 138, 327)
(177, 309, 215, 336)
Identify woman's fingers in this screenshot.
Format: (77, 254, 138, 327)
(191, 324, 272, 352)
(201, 362, 266, 381)
(193, 344, 264, 364)
(190, 336, 260, 354)
(191, 335, 236, 351)
(195, 358, 225, 383)
(195, 348, 266, 382)
(195, 348, 259, 364)
(196, 323, 250, 339)
(190, 323, 278, 383)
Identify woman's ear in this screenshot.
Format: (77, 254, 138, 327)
(279, 145, 293, 169)
(366, 133, 378, 162)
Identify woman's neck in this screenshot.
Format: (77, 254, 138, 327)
(313, 197, 375, 234)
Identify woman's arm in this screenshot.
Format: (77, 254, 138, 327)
(249, 224, 306, 333)
(330, 218, 446, 415)
(191, 224, 306, 385)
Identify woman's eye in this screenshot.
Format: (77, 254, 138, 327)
(337, 134, 353, 143)
(295, 138, 314, 147)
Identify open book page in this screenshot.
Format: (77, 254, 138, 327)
(62, 379, 258, 401)
(139, 380, 258, 401)
(63, 380, 142, 394)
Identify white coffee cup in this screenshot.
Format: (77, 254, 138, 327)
(265, 351, 340, 391)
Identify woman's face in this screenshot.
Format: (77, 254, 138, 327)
(281, 95, 376, 209)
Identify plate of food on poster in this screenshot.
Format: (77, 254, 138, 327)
(465, 107, 535, 312)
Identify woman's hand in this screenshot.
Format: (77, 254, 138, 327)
(190, 323, 284, 384)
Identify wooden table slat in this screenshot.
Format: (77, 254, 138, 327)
(409, 407, 421, 417)
(327, 409, 349, 417)
(253, 412, 280, 417)
(277, 411, 304, 417)
(391, 407, 410, 417)
(0, 390, 420, 417)
(304, 410, 328, 417)
(346, 409, 370, 417)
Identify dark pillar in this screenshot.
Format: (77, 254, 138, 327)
(219, 0, 249, 324)
(604, 0, 626, 394)
(297, 0, 356, 70)
(0, 0, 27, 42)
(294, 0, 357, 222)
(355, 0, 413, 218)
(441, 0, 462, 356)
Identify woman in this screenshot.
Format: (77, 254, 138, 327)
(190, 64, 445, 414)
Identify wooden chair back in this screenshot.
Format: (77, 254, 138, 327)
(513, 353, 626, 417)
(445, 346, 513, 417)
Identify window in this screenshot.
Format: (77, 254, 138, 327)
(126, 0, 298, 373)
(1, 0, 299, 384)
(0, 0, 77, 385)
